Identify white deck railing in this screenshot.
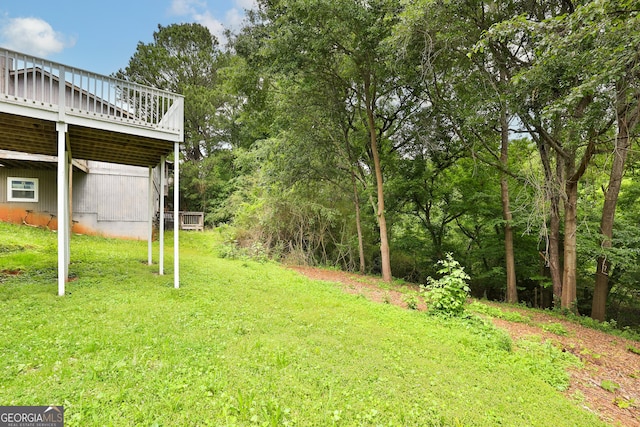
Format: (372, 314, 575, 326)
(0, 47, 183, 136)
(163, 211, 205, 231)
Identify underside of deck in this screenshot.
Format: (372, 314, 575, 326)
(0, 111, 176, 167)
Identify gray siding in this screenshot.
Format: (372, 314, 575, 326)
(72, 172, 97, 213)
(96, 174, 148, 221)
(0, 161, 161, 239)
(0, 169, 57, 211)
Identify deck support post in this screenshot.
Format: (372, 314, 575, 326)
(159, 156, 165, 275)
(66, 147, 72, 266)
(56, 122, 68, 296)
(148, 166, 153, 265)
(174, 142, 179, 289)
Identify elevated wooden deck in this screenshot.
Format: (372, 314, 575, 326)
(0, 48, 183, 166)
(0, 47, 184, 294)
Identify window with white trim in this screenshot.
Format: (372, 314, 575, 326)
(7, 177, 39, 202)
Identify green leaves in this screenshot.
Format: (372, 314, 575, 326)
(421, 253, 471, 317)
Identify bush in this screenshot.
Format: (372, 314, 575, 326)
(421, 254, 471, 317)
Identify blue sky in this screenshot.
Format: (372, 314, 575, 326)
(0, 0, 255, 76)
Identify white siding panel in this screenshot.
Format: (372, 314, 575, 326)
(96, 174, 148, 221)
(72, 172, 96, 213)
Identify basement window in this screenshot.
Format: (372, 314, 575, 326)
(7, 177, 38, 202)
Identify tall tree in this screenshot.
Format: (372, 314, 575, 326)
(394, 0, 531, 302)
(245, 0, 423, 281)
(573, 1, 640, 320)
(117, 23, 239, 219)
(115, 23, 228, 161)
(487, 0, 640, 314)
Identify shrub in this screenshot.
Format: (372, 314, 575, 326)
(421, 254, 471, 317)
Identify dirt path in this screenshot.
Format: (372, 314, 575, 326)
(289, 265, 640, 427)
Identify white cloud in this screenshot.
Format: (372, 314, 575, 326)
(0, 17, 75, 57)
(192, 10, 225, 42)
(234, 0, 258, 10)
(169, 0, 206, 16)
(225, 8, 245, 31)
(168, 0, 257, 44)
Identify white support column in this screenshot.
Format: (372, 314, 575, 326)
(66, 150, 72, 267)
(159, 156, 165, 275)
(173, 142, 180, 289)
(56, 122, 68, 296)
(148, 166, 153, 265)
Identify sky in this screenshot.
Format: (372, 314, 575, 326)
(0, 0, 256, 76)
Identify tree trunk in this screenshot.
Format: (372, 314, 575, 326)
(561, 170, 578, 313)
(561, 133, 596, 313)
(550, 153, 564, 306)
(549, 185, 563, 306)
(592, 86, 635, 321)
(369, 120, 392, 282)
(364, 77, 392, 282)
(537, 138, 563, 305)
(352, 171, 366, 274)
(500, 108, 517, 303)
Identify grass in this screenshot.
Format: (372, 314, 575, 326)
(468, 300, 533, 324)
(0, 222, 608, 426)
(470, 301, 571, 337)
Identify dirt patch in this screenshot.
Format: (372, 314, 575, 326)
(1, 269, 23, 276)
(289, 265, 640, 427)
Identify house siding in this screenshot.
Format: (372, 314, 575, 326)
(0, 169, 58, 211)
(0, 161, 161, 239)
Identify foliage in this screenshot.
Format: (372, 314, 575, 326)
(555, 311, 640, 342)
(421, 254, 471, 317)
(116, 23, 240, 220)
(109, 0, 640, 324)
(114, 23, 231, 160)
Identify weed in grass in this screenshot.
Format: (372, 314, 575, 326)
(0, 243, 28, 253)
(383, 291, 391, 304)
(232, 389, 256, 420)
(570, 390, 586, 405)
(613, 397, 633, 409)
(261, 400, 289, 426)
(403, 293, 419, 310)
(627, 345, 640, 355)
(541, 322, 569, 336)
(580, 348, 602, 360)
(271, 350, 290, 369)
(511, 338, 580, 391)
(468, 301, 532, 324)
(600, 380, 620, 393)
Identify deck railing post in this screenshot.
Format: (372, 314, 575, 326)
(58, 65, 66, 121)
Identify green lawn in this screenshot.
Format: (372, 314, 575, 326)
(0, 222, 606, 426)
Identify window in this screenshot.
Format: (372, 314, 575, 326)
(7, 177, 38, 202)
